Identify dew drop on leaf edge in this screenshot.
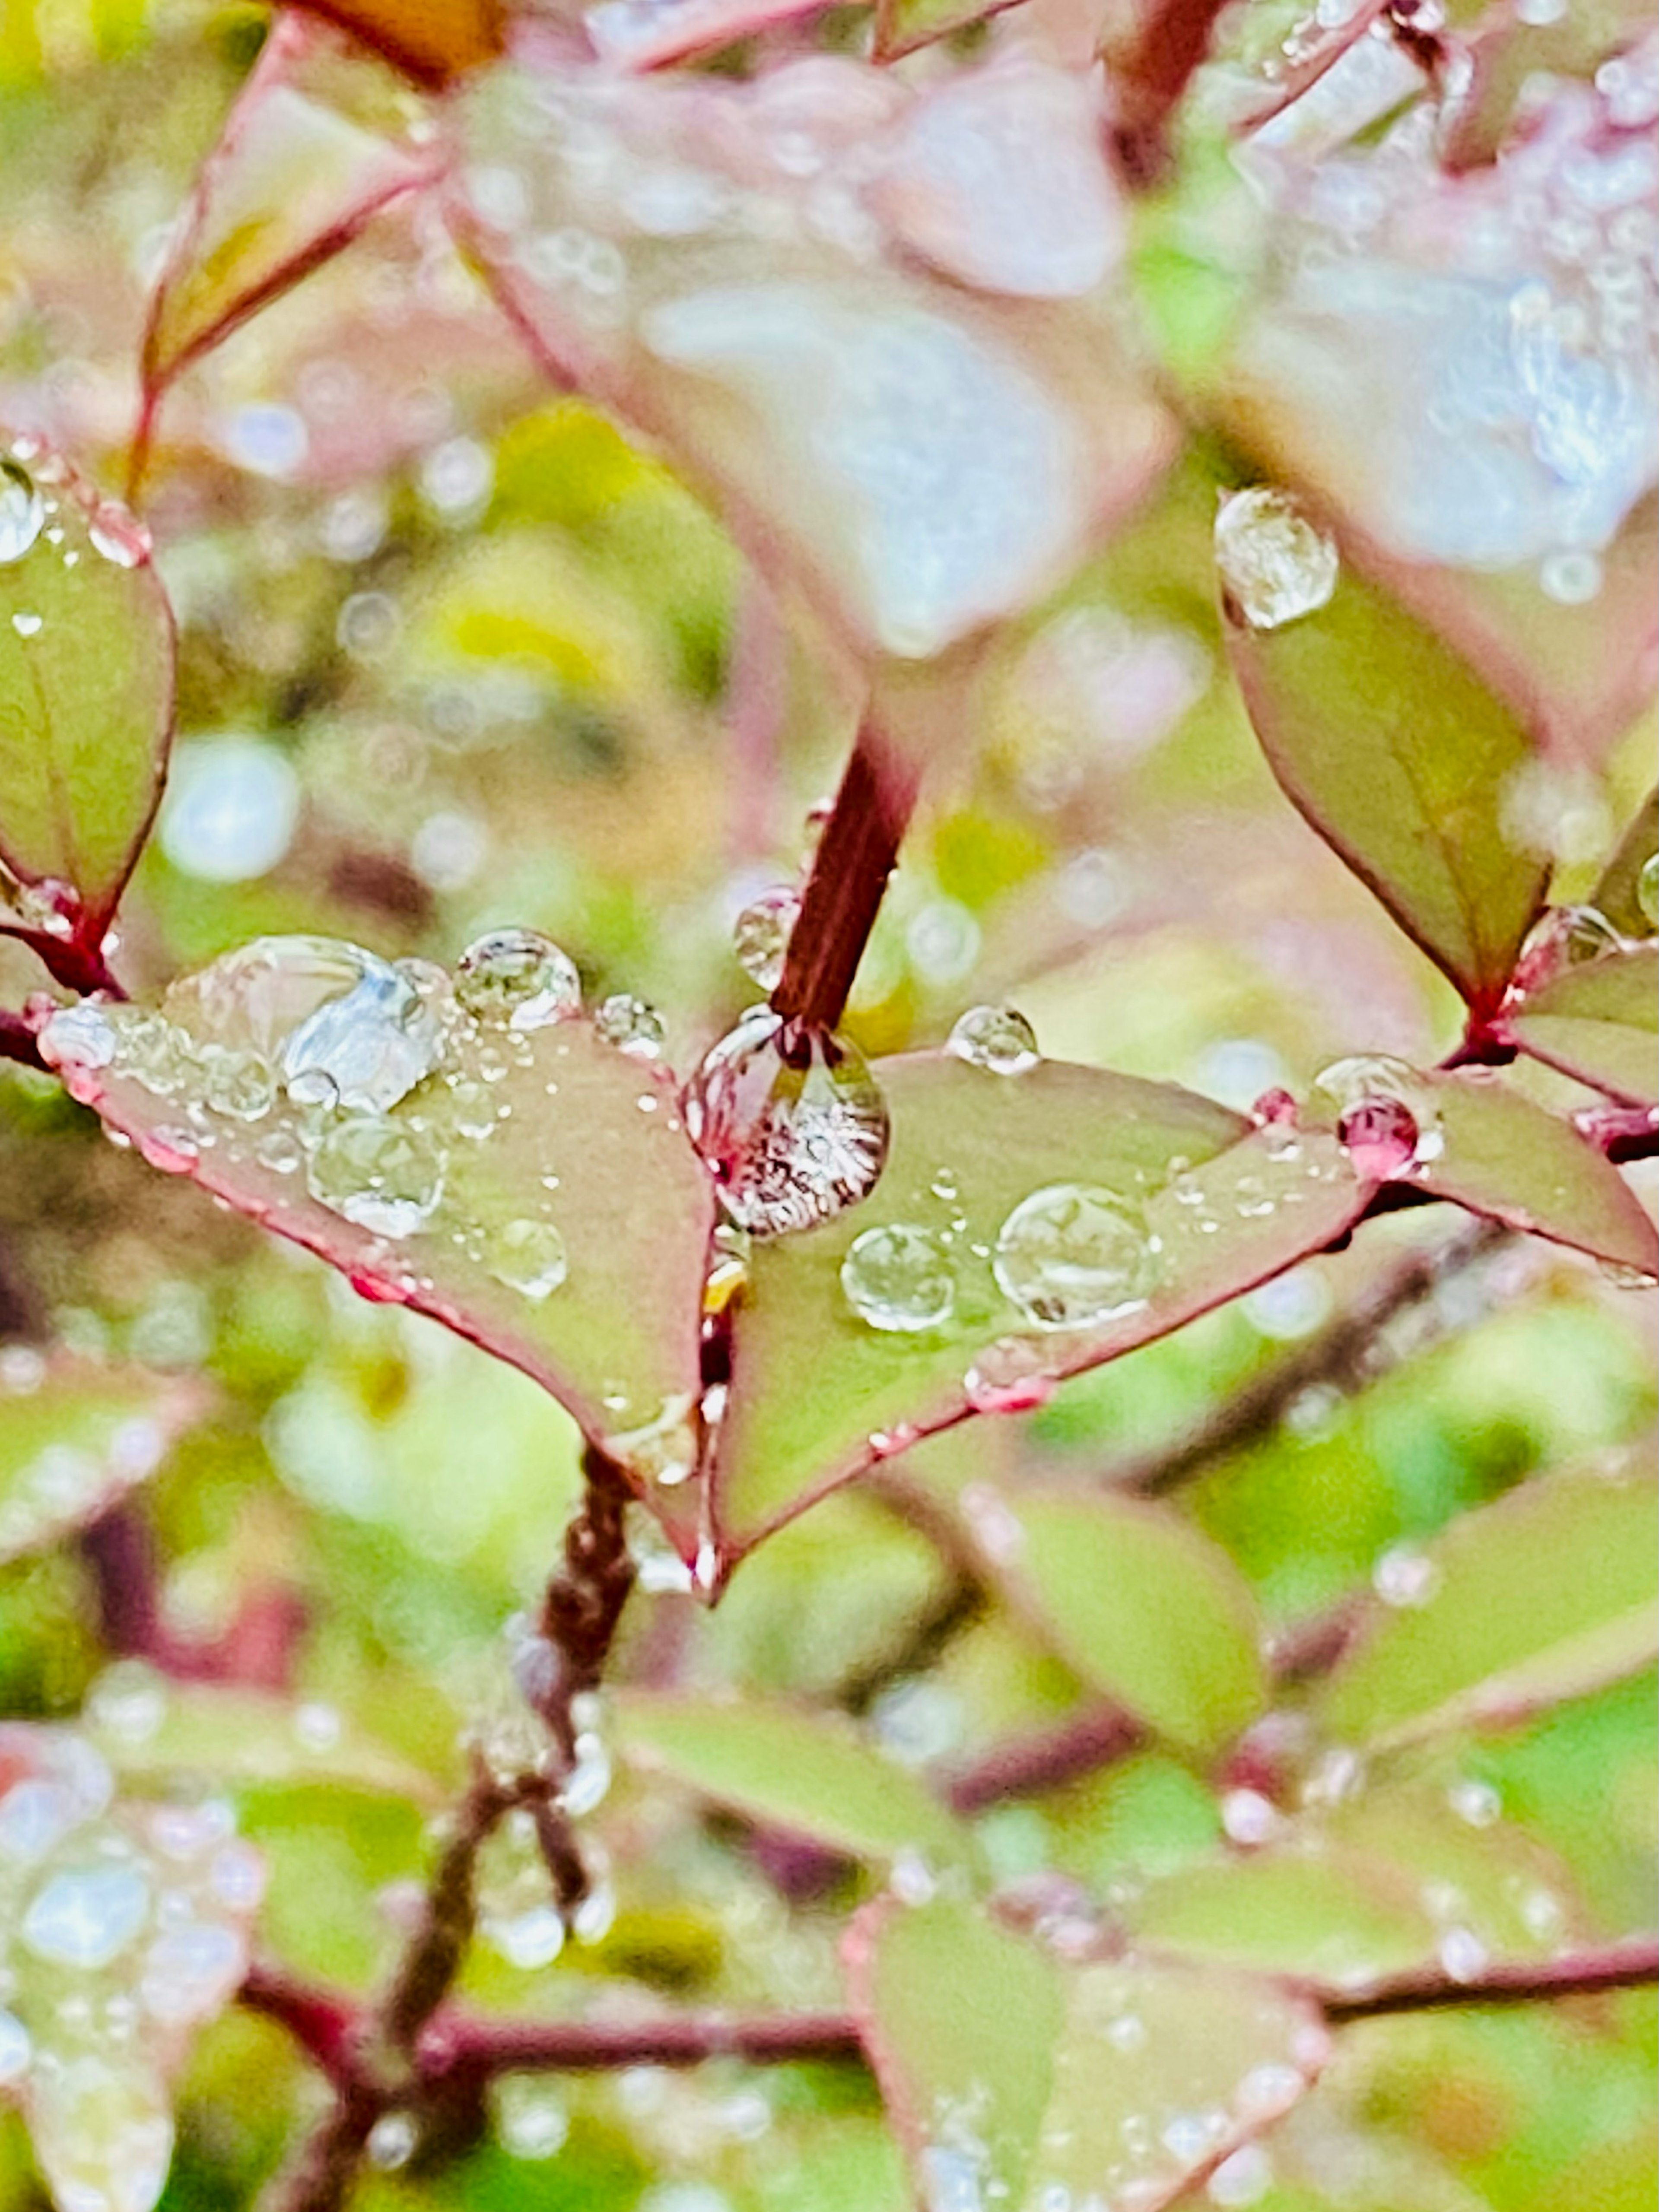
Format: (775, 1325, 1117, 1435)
(1215, 487, 1339, 632)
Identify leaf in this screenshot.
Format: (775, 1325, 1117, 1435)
(846, 1895, 1327, 2212)
(0, 1357, 202, 1565)
(139, 16, 437, 420)
(1223, 552, 1549, 1012)
(0, 1722, 265, 2212)
(585, 0, 828, 69)
(873, 0, 1022, 61)
(1506, 944, 1659, 1107)
(709, 1057, 1366, 1567)
(612, 1695, 971, 1869)
(1592, 789, 1658, 941)
(293, 0, 504, 85)
(0, 436, 173, 939)
(1408, 1071, 1655, 1275)
(1316, 1466, 1659, 1748)
(991, 1491, 1268, 1757)
(35, 938, 714, 1553)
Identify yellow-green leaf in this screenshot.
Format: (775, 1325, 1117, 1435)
(1508, 944, 1659, 1106)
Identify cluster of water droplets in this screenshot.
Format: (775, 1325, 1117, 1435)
(0, 439, 153, 708)
(0, 1718, 261, 2212)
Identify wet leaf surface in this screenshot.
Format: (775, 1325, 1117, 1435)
(1592, 789, 1658, 941)
(1507, 944, 1659, 1106)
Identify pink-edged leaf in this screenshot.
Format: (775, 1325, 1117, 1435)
(448, 45, 1166, 670)
(34, 938, 714, 1552)
(1315, 1462, 1659, 1747)
(873, 0, 1023, 63)
(611, 1694, 972, 1868)
(139, 16, 439, 432)
(1505, 943, 1659, 1107)
(1222, 540, 1549, 1013)
(1592, 788, 1657, 941)
(586, 0, 827, 71)
(0, 1355, 203, 1564)
(845, 1893, 1328, 2212)
(1221, 54, 1659, 761)
(708, 1054, 1366, 1569)
(290, 0, 505, 86)
(0, 436, 172, 943)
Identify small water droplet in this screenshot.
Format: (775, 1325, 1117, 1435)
(306, 1114, 445, 1239)
(1438, 1926, 1489, 1983)
(1539, 549, 1602, 604)
(1449, 1777, 1500, 1828)
(963, 1337, 1055, 1415)
(88, 501, 150, 568)
(683, 1006, 890, 1237)
(1636, 854, 1659, 933)
(484, 1216, 569, 1300)
(732, 886, 802, 992)
(456, 929, 581, 1030)
(10, 611, 40, 637)
(946, 1003, 1040, 1076)
(367, 2112, 418, 2170)
(492, 2073, 569, 2160)
(0, 2010, 30, 2084)
(0, 459, 44, 563)
(841, 1223, 956, 1332)
(1314, 1054, 1443, 1179)
(1220, 1789, 1281, 1847)
(593, 992, 665, 1057)
(1208, 2145, 1273, 2207)
(198, 1045, 274, 1122)
(1516, 904, 1628, 989)
(1215, 488, 1338, 630)
(993, 1183, 1158, 1330)
(22, 1862, 151, 1969)
(559, 1731, 611, 1818)
(1373, 1542, 1440, 1607)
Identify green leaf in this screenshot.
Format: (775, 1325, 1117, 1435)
(1316, 1466, 1659, 1748)
(612, 1695, 971, 1869)
(846, 1895, 1326, 2212)
(993, 1491, 1268, 1756)
(1592, 788, 1658, 940)
(35, 939, 714, 1552)
(873, 0, 1018, 59)
(1132, 1844, 1440, 1987)
(0, 439, 172, 933)
(140, 16, 435, 410)
(1413, 1071, 1658, 1276)
(1224, 552, 1549, 1010)
(1507, 944, 1659, 1106)
(0, 1358, 201, 1564)
(711, 1055, 1365, 1566)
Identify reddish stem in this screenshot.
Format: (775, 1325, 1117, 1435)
(428, 2006, 865, 2079)
(1324, 1936, 1659, 2021)
(771, 722, 919, 1033)
(0, 1011, 44, 1072)
(240, 1965, 364, 2094)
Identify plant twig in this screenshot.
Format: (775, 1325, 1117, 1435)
(0, 1010, 44, 1071)
(942, 1703, 1147, 1815)
(426, 2005, 865, 2078)
(1323, 1936, 1659, 2021)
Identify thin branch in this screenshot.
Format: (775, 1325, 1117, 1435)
(426, 2005, 865, 2079)
(0, 1010, 44, 1071)
(1324, 1936, 1659, 2021)
(942, 1704, 1147, 1815)
(1106, 0, 1236, 187)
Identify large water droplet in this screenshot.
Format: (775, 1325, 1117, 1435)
(455, 928, 581, 1030)
(993, 1183, 1159, 1329)
(732, 886, 802, 992)
(22, 1862, 151, 1969)
(1514, 903, 1628, 989)
(946, 1003, 1040, 1075)
(1313, 1054, 1442, 1180)
(1215, 488, 1339, 630)
(305, 1114, 445, 1239)
(485, 1217, 568, 1300)
(683, 1006, 890, 1237)
(593, 992, 665, 1057)
(0, 458, 44, 563)
(841, 1223, 956, 1332)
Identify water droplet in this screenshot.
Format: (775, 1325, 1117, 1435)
(1373, 1542, 1440, 1607)
(367, 2112, 418, 2170)
(946, 1003, 1040, 1076)
(683, 1006, 890, 1237)
(456, 928, 581, 1030)
(1540, 549, 1602, 604)
(306, 1114, 445, 1239)
(139, 1920, 245, 2025)
(1449, 1777, 1500, 1828)
(1221, 1789, 1281, 1847)
(88, 502, 150, 569)
(1215, 488, 1338, 630)
(1438, 1926, 1489, 1983)
(28, 2055, 172, 2212)
(482, 1216, 569, 1301)
(11, 610, 41, 637)
(492, 2073, 569, 2159)
(594, 992, 665, 1057)
(732, 886, 801, 992)
(0, 458, 44, 562)
(963, 1337, 1056, 1414)
(38, 1001, 118, 1072)
(1516, 904, 1628, 988)
(993, 1183, 1158, 1330)
(559, 1731, 611, 1818)
(1313, 1055, 1443, 1180)
(841, 1223, 956, 1332)
(160, 738, 300, 885)
(198, 1046, 274, 1122)
(22, 1862, 151, 1969)
(605, 1393, 699, 1488)
(0, 2010, 30, 2084)
(1636, 854, 1659, 933)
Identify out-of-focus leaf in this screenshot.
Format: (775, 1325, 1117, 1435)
(1409, 1072, 1657, 1276)
(1317, 1466, 1659, 1748)
(140, 17, 437, 418)
(1223, 555, 1548, 1012)
(992, 1491, 1267, 1757)
(0, 1723, 264, 2212)
(873, 0, 1020, 61)
(0, 1358, 200, 1565)
(1593, 790, 1658, 940)
(35, 939, 714, 1553)
(710, 1056, 1365, 1567)
(585, 0, 826, 69)
(1506, 945, 1659, 1106)
(0, 438, 172, 939)
(84, 1669, 447, 1805)
(612, 1695, 971, 1868)
(292, 0, 504, 84)
(451, 49, 1165, 671)
(1132, 1844, 1440, 1987)
(846, 1895, 1327, 2212)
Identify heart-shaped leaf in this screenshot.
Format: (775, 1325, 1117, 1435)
(846, 1894, 1328, 2212)
(0, 438, 172, 943)
(35, 936, 714, 1551)
(1222, 540, 1549, 1013)
(0, 1358, 201, 1565)
(612, 1694, 971, 1869)
(294, 0, 504, 84)
(1592, 789, 1657, 941)
(139, 16, 438, 428)
(986, 1491, 1268, 1758)
(710, 1055, 1366, 1566)
(1506, 944, 1659, 1106)
(1315, 1464, 1659, 1749)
